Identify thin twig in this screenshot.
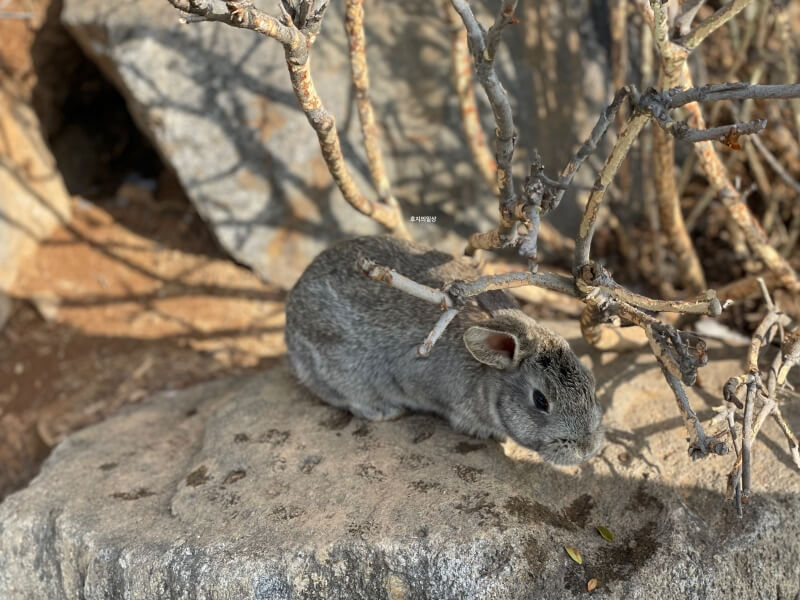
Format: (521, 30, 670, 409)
(450, 0, 519, 252)
(749, 135, 800, 197)
(357, 258, 454, 309)
(441, 0, 497, 190)
(773, 407, 800, 469)
(676, 0, 755, 51)
(0, 10, 33, 18)
(165, 0, 405, 233)
(418, 309, 460, 357)
(668, 82, 800, 107)
(344, 0, 409, 239)
(574, 112, 649, 270)
(543, 87, 631, 215)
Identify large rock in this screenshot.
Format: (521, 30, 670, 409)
(0, 84, 71, 292)
(1, 321, 799, 599)
(60, 0, 611, 288)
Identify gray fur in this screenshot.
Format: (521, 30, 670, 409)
(285, 235, 603, 465)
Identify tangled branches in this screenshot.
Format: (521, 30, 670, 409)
(359, 0, 800, 511)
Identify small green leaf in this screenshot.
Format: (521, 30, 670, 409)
(565, 545, 583, 564)
(596, 525, 615, 542)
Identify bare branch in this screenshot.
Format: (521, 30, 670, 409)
(577, 262, 723, 315)
(485, 0, 518, 60)
(0, 10, 34, 18)
(668, 82, 800, 107)
(741, 377, 757, 499)
(574, 112, 649, 269)
(773, 407, 800, 469)
(674, 0, 707, 36)
(666, 119, 766, 143)
(418, 309, 460, 357)
(166, 0, 299, 45)
(659, 365, 727, 459)
(749, 135, 800, 197)
(165, 0, 405, 234)
(344, 0, 408, 238)
(357, 258, 454, 309)
(677, 0, 756, 51)
(535, 87, 630, 216)
(447, 270, 578, 299)
(450, 0, 519, 252)
(441, 1, 497, 190)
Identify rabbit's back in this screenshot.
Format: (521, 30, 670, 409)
(285, 235, 486, 419)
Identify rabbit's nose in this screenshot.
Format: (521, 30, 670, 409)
(580, 429, 605, 460)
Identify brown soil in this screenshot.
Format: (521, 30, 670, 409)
(1, 0, 289, 499)
(1, 173, 288, 499)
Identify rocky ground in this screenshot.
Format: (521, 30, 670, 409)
(1, 323, 799, 599)
(1, 0, 800, 597)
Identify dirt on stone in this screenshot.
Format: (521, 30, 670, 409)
(0, 0, 291, 500)
(0, 184, 288, 500)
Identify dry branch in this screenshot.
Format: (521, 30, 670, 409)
(442, 1, 497, 190)
(344, 0, 408, 239)
(636, 0, 800, 296)
(357, 258, 453, 309)
(724, 282, 800, 514)
(450, 0, 519, 253)
(574, 112, 649, 269)
(167, 0, 405, 234)
(676, 0, 754, 50)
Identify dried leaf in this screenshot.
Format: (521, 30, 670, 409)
(596, 525, 615, 542)
(720, 128, 742, 150)
(587, 578, 598, 592)
(565, 545, 582, 564)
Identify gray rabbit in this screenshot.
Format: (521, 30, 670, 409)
(285, 235, 603, 465)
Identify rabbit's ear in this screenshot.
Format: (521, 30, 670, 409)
(463, 326, 521, 370)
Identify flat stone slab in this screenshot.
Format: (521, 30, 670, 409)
(1, 321, 799, 599)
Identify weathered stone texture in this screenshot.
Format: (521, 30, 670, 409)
(0, 85, 71, 292)
(61, 0, 611, 288)
(1, 321, 799, 598)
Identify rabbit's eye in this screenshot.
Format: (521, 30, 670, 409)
(532, 389, 549, 412)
